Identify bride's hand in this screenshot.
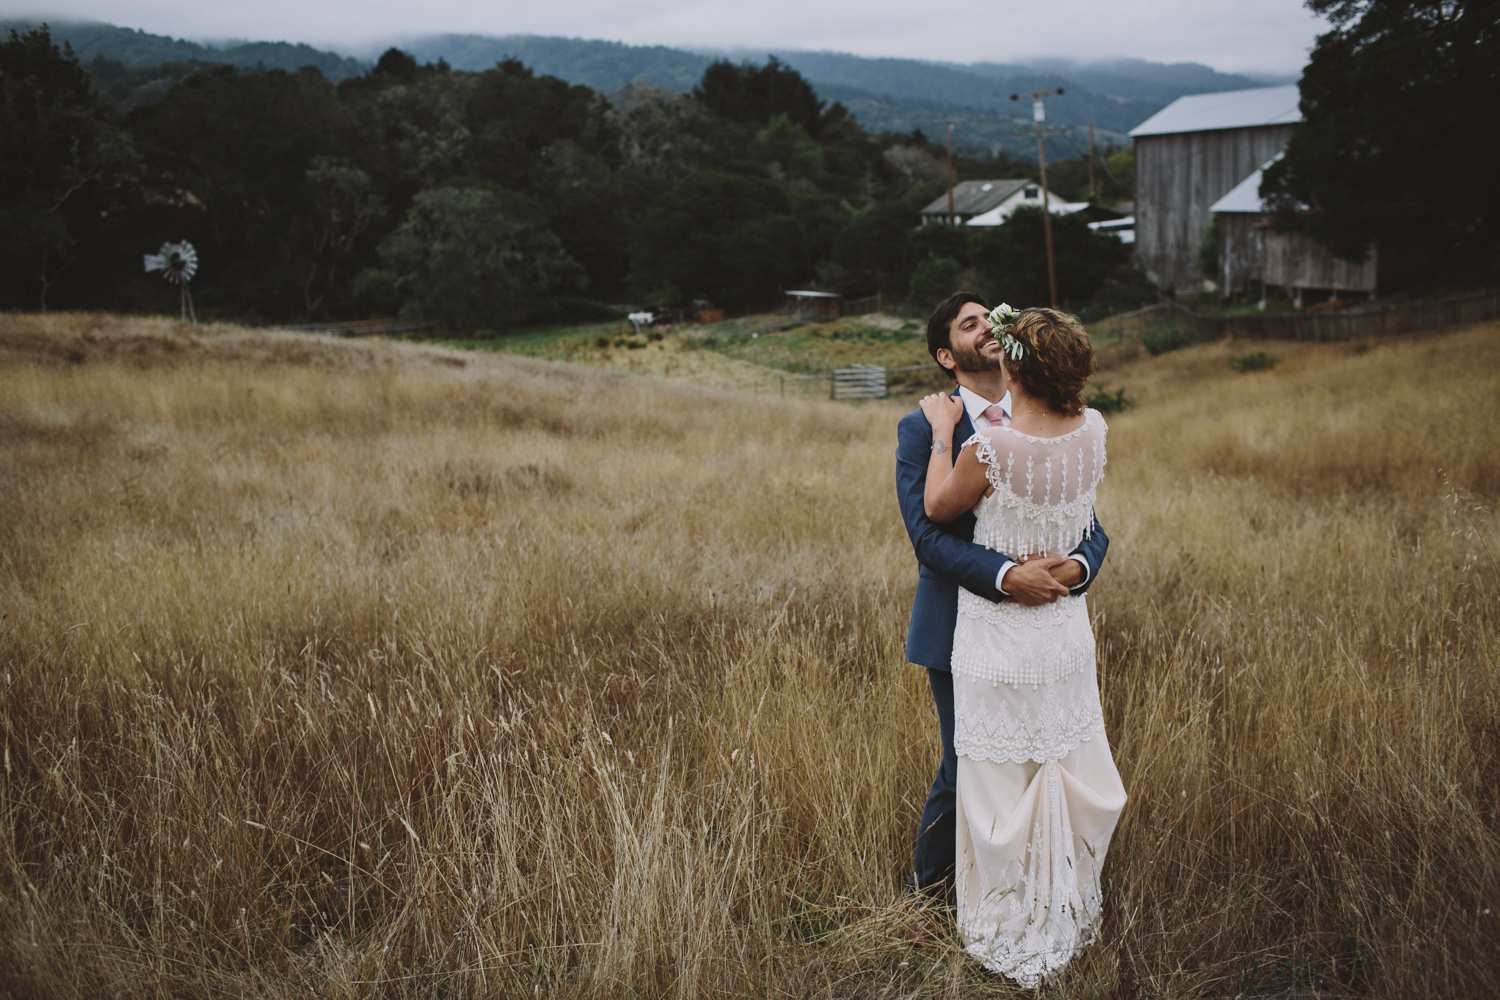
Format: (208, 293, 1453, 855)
(1020, 552, 1084, 589)
(919, 392, 964, 430)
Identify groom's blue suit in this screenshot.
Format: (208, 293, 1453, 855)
(895, 392, 1109, 891)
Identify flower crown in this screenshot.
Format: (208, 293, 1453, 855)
(987, 303, 1025, 361)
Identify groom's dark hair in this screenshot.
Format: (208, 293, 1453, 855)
(926, 292, 989, 380)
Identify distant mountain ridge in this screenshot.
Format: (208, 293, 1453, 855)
(0, 18, 368, 79)
(9, 18, 1294, 155)
(378, 35, 1291, 141)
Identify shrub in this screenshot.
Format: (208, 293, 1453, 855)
(1085, 385, 1136, 414)
(906, 256, 962, 311)
(1230, 351, 1281, 372)
(1138, 317, 1216, 356)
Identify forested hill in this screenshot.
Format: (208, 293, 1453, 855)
(397, 34, 712, 92)
(389, 35, 1273, 137)
(0, 18, 367, 79)
(10, 19, 1283, 141)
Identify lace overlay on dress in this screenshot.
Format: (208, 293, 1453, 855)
(960, 408, 1105, 559)
(954, 668, 1106, 765)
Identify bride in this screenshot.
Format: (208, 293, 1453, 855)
(917, 306, 1127, 988)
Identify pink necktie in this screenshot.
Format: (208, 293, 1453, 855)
(982, 404, 1009, 426)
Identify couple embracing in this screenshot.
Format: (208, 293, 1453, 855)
(895, 294, 1127, 987)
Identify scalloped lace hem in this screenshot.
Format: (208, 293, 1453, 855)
(957, 758, 1106, 988)
(954, 684, 1107, 765)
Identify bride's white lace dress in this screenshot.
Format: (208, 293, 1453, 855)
(952, 408, 1127, 988)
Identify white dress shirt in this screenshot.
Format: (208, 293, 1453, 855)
(954, 385, 1092, 597)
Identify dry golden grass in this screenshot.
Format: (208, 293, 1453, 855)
(1, 312, 1496, 999)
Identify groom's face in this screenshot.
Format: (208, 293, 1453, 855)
(940, 302, 1003, 375)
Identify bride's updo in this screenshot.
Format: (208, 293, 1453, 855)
(1004, 308, 1095, 417)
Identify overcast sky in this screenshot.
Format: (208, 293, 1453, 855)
(7, 0, 1328, 76)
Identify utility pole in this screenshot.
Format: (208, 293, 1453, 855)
(934, 118, 965, 224)
(1010, 89, 1067, 308)
(1088, 123, 1097, 201)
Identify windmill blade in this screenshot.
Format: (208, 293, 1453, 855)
(172, 243, 199, 282)
(146, 242, 200, 284)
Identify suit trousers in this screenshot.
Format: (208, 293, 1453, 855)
(912, 667, 958, 892)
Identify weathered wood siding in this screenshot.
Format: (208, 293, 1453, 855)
(1263, 231, 1377, 292)
(1217, 212, 1264, 296)
(1134, 124, 1296, 293)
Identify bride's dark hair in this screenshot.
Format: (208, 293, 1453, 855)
(1004, 309, 1095, 417)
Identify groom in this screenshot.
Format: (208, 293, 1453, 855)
(894, 292, 1111, 896)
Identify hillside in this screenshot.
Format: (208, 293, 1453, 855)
(813, 84, 1129, 160)
(0, 18, 368, 79)
(1, 311, 1495, 997)
(391, 35, 1160, 141)
(759, 50, 1160, 133)
(15, 19, 1289, 153)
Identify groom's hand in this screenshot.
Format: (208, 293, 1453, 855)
(1001, 557, 1070, 606)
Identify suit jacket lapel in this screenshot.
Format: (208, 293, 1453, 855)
(952, 389, 976, 450)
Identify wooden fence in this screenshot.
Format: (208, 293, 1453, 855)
(280, 319, 437, 336)
(1193, 289, 1500, 342)
(1094, 290, 1500, 345)
(833, 364, 887, 399)
(780, 363, 931, 399)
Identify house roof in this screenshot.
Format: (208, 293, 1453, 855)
(1129, 85, 1302, 137)
(1210, 153, 1282, 213)
(919, 179, 1032, 217)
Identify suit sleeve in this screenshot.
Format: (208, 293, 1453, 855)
(1067, 514, 1109, 597)
(895, 411, 1008, 603)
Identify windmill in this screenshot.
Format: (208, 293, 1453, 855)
(143, 241, 199, 323)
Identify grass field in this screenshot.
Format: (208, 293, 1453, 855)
(1, 311, 1497, 998)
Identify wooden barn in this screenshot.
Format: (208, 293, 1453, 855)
(1130, 85, 1302, 294)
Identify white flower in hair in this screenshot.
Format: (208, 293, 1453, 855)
(987, 302, 1025, 360)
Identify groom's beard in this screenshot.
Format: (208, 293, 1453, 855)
(950, 338, 1000, 374)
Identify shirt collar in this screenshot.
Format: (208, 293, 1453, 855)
(956, 385, 1012, 424)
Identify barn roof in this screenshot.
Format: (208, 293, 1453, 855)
(1210, 154, 1281, 213)
(1129, 85, 1302, 137)
(919, 179, 1031, 217)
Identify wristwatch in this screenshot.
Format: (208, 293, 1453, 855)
(931, 439, 947, 455)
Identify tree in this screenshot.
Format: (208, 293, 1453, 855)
(693, 58, 844, 138)
(0, 26, 137, 309)
(296, 157, 384, 315)
(363, 184, 585, 328)
(1261, 0, 1500, 284)
(462, 58, 627, 298)
(969, 207, 1133, 308)
(907, 257, 963, 311)
(627, 170, 810, 308)
(820, 197, 924, 299)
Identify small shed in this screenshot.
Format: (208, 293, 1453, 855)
(1207, 156, 1279, 296)
(1210, 154, 1377, 298)
(1130, 85, 1302, 294)
(785, 290, 843, 321)
(1262, 230, 1376, 298)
